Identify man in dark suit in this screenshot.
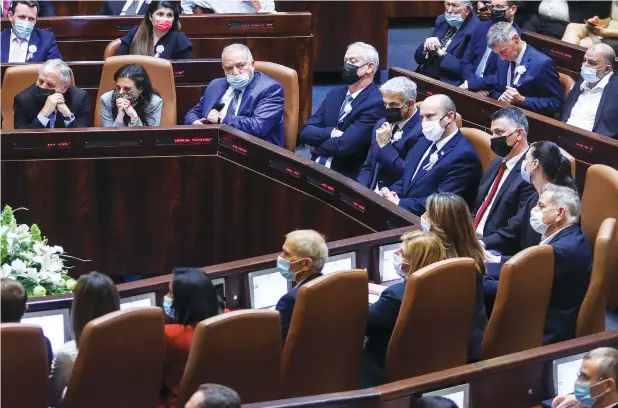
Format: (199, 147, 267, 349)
(414, 0, 480, 85)
(1, 1, 62, 63)
(98, 0, 150, 15)
(484, 185, 592, 344)
(472, 107, 535, 242)
(379, 94, 482, 216)
(14, 59, 91, 129)
(299, 42, 385, 179)
(184, 44, 284, 147)
(487, 22, 564, 117)
(357, 77, 423, 191)
(460, 0, 521, 92)
(274, 230, 328, 344)
(562, 43, 618, 139)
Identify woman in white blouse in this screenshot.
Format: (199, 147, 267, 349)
(562, 1, 618, 51)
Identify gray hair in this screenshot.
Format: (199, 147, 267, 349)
(347, 42, 380, 69)
(584, 347, 618, 382)
(285, 230, 329, 272)
(195, 384, 241, 408)
(588, 43, 616, 69)
(490, 107, 529, 135)
(380, 77, 418, 103)
(542, 184, 580, 224)
(39, 59, 71, 86)
(487, 21, 519, 47)
(221, 43, 253, 63)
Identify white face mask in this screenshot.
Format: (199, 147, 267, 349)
(529, 207, 558, 236)
(393, 252, 409, 279)
(420, 215, 432, 232)
(422, 114, 448, 142)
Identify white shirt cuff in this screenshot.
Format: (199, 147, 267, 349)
(37, 112, 50, 127)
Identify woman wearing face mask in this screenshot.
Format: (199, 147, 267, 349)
(117, 1, 193, 60)
(100, 64, 162, 127)
(161, 268, 221, 407)
(361, 230, 446, 387)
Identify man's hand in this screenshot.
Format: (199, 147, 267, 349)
(436, 48, 446, 58)
(592, 25, 611, 37)
(500, 86, 526, 105)
(56, 101, 72, 118)
(40, 93, 64, 117)
(250, 0, 262, 12)
(476, 90, 490, 97)
(385, 190, 400, 205)
(376, 122, 393, 147)
(423, 37, 441, 52)
(483, 248, 501, 263)
(192, 118, 208, 125)
(330, 128, 344, 138)
(551, 394, 580, 408)
(206, 109, 220, 124)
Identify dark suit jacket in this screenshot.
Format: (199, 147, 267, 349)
(356, 111, 423, 190)
(1, 28, 62, 63)
(37, 1, 56, 16)
(98, 0, 150, 15)
(489, 43, 564, 117)
(560, 74, 618, 139)
(414, 13, 480, 85)
(389, 130, 482, 215)
(275, 273, 323, 343)
(184, 72, 284, 147)
(13, 84, 91, 129)
(299, 83, 385, 179)
(472, 155, 536, 239)
(118, 26, 193, 60)
(460, 21, 521, 91)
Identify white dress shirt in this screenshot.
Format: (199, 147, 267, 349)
(411, 129, 458, 180)
(475, 149, 527, 237)
(49, 340, 79, 407)
(120, 0, 147, 15)
(540, 225, 569, 245)
(566, 72, 612, 132)
(538, 0, 570, 22)
(8, 30, 31, 63)
(218, 85, 245, 118)
(507, 42, 527, 87)
(181, 0, 276, 14)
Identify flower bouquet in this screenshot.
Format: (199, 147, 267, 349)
(0, 206, 77, 297)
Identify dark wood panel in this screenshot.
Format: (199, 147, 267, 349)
(384, 0, 444, 19)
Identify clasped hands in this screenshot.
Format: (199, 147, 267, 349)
(376, 122, 393, 148)
(498, 86, 525, 105)
(423, 37, 446, 57)
(192, 109, 223, 125)
(115, 98, 139, 122)
(586, 16, 611, 37)
(41, 92, 72, 119)
(377, 187, 400, 205)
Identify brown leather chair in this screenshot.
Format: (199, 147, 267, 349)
(61, 307, 165, 408)
(104, 38, 122, 60)
(481, 246, 554, 360)
(94, 55, 177, 126)
(580, 165, 618, 309)
(177, 309, 282, 406)
(281, 270, 368, 398)
(460, 127, 497, 173)
(255, 61, 299, 152)
(559, 73, 576, 98)
(415, 101, 462, 127)
(577, 218, 617, 337)
(1, 324, 49, 408)
(385, 258, 477, 382)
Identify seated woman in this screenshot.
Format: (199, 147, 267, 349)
(161, 268, 221, 407)
(118, 1, 193, 59)
(49, 272, 120, 407)
(562, 1, 618, 52)
(361, 230, 446, 387)
(421, 192, 488, 363)
(100, 64, 163, 127)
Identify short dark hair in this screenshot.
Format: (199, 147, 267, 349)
(171, 268, 220, 327)
(412, 396, 459, 408)
(1, 279, 28, 323)
(195, 384, 241, 408)
(490, 106, 529, 135)
(10, 1, 39, 13)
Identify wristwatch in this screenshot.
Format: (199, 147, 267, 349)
(67, 113, 75, 121)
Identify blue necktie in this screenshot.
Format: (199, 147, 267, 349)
(318, 156, 328, 165)
(413, 143, 438, 181)
(48, 111, 56, 129)
(225, 89, 242, 121)
(338, 94, 353, 123)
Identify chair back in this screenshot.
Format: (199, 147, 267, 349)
(577, 218, 618, 336)
(61, 307, 165, 408)
(481, 246, 554, 360)
(386, 258, 477, 382)
(94, 55, 177, 126)
(1, 324, 49, 408)
(177, 309, 282, 406)
(255, 61, 299, 151)
(281, 270, 368, 398)
(460, 127, 497, 173)
(103, 38, 122, 59)
(559, 73, 576, 98)
(580, 165, 618, 309)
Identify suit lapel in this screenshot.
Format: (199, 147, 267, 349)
(407, 132, 461, 193)
(477, 159, 502, 202)
(548, 224, 578, 245)
(1, 30, 10, 63)
(27, 30, 40, 62)
(485, 154, 525, 220)
(594, 74, 616, 129)
(404, 137, 431, 193)
(514, 45, 532, 87)
(393, 109, 420, 148)
(205, 80, 229, 115)
(237, 72, 260, 115)
(564, 79, 584, 121)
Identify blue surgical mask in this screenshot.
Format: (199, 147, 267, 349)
(574, 380, 606, 408)
(163, 295, 174, 319)
(581, 65, 601, 84)
(445, 12, 464, 27)
(420, 215, 432, 232)
(12, 20, 34, 39)
(226, 73, 251, 90)
(520, 159, 535, 184)
(276, 256, 297, 281)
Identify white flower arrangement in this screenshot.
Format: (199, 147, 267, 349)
(0, 206, 77, 297)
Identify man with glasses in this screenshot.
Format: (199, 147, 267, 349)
(184, 43, 284, 147)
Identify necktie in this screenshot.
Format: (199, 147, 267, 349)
(473, 161, 507, 230)
(48, 111, 57, 129)
(123, 0, 140, 15)
(391, 124, 401, 142)
(439, 26, 457, 48)
(338, 94, 353, 123)
(509, 61, 517, 86)
(225, 89, 242, 120)
(413, 143, 438, 181)
(318, 156, 328, 165)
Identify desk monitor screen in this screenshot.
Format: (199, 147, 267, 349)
(22, 308, 71, 353)
(211, 277, 226, 300)
(553, 352, 586, 396)
(424, 384, 470, 408)
(120, 292, 156, 310)
(379, 243, 402, 283)
(248, 269, 291, 309)
(321, 252, 356, 275)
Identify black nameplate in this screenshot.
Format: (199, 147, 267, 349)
(84, 138, 142, 148)
(117, 23, 138, 32)
(269, 159, 301, 178)
(13, 138, 71, 150)
(340, 192, 366, 213)
(228, 21, 274, 29)
(306, 175, 335, 195)
(156, 135, 213, 146)
(219, 138, 247, 155)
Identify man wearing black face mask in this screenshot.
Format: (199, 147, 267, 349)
(357, 77, 423, 191)
(13, 59, 90, 129)
(471, 107, 534, 241)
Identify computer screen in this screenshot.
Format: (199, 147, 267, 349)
(248, 269, 291, 309)
(211, 277, 226, 304)
(553, 352, 586, 396)
(423, 384, 470, 408)
(22, 308, 71, 353)
(119, 292, 156, 310)
(321, 252, 356, 274)
(379, 243, 403, 283)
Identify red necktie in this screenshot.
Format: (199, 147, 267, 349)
(473, 161, 507, 230)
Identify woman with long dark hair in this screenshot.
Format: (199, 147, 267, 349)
(100, 64, 162, 127)
(118, 1, 193, 59)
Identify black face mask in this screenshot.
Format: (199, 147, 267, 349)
(491, 9, 508, 23)
(385, 104, 407, 124)
(35, 86, 56, 104)
(490, 130, 517, 157)
(341, 62, 365, 85)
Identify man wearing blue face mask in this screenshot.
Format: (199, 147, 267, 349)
(184, 43, 284, 147)
(274, 229, 328, 344)
(1, 1, 62, 63)
(551, 347, 618, 408)
(414, 0, 479, 85)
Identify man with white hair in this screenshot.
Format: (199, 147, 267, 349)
(184, 43, 284, 147)
(487, 21, 563, 116)
(357, 76, 423, 191)
(13, 58, 90, 129)
(299, 42, 385, 179)
(275, 229, 328, 343)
